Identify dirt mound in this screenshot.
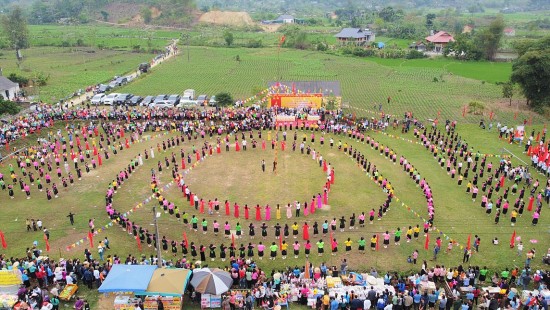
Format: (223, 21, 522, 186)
(102, 3, 143, 23)
(199, 11, 254, 26)
(128, 6, 162, 26)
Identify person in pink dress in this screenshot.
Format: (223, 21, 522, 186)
(265, 205, 271, 221)
(286, 204, 292, 219)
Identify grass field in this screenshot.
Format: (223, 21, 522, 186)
(27, 24, 181, 51)
(1, 125, 549, 308)
(0, 46, 154, 102)
(119, 46, 543, 124)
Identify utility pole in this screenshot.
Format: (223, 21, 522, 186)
(153, 206, 162, 267)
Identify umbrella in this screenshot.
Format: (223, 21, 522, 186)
(190, 268, 233, 295)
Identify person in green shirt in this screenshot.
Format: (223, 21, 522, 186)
(182, 212, 189, 227)
(270, 242, 278, 260)
(358, 237, 366, 253)
(394, 228, 402, 245)
(479, 266, 488, 283)
(236, 223, 242, 238)
(201, 219, 208, 234)
(191, 216, 198, 231)
(316, 240, 325, 256)
(501, 268, 509, 280)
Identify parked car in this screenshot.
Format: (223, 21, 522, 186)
(97, 84, 111, 93)
(153, 95, 168, 104)
(103, 93, 120, 105)
(90, 94, 106, 105)
(114, 77, 128, 86)
(141, 96, 155, 106)
(208, 95, 217, 106)
(139, 63, 150, 73)
(177, 96, 196, 107)
(114, 94, 132, 105)
(108, 81, 118, 89)
(150, 100, 174, 108)
(167, 94, 181, 106)
(196, 95, 208, 106)
(126, 95, 142, 106)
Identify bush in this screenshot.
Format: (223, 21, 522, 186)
(406, 50, 426, 59)
(215, 92, 234, 106)
(7, 73, 29, 87)
(246, 39, 263, 48)
(0, 98, 20, 116)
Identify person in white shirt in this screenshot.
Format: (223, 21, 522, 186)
(363, 298, 372, 310)
(66, 274, 74, 285)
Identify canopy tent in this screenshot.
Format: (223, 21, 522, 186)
(0, 269, 23, 295)
(145, 268, 192, 296)
(98, 265, 157, 294)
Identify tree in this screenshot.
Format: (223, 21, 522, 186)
(511, 36, 550, 108)
(426, 13, 436, 29)
(502, 81, 515, 106)
(477, 15, 505, 61)
(141, 7, 153, 24)
(100, 11, 109, 22)
(0, 97, 20, 116)
(1, 7, 30, 51)
(215, 92, 233, 106)
(223, 31, 234, 47)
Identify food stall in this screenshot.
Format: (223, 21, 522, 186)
(98, 265, 158, 310)
(0, 269, 22, 310)
(143, 268, 191, 310)
(98, 265, 191, 310)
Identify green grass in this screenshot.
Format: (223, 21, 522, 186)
(366, 57, 513, 84)
(119, 46, 543, 124)
(0, 46, 154, 102)
(27, 24, 181, 51)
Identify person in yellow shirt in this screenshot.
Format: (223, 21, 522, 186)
(413, 225, 421, 239)
(370, 235, 377, 251)
(292, 223, 299, 239)
(281, 241, 288, 259)
(511, 209, 518, 226)
(406, 226, 413, 242)
(344, 238, 352, 254)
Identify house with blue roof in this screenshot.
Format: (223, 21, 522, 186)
(334, 28, 375, 45)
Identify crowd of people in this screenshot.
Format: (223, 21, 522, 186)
(1, 105, 549, 310)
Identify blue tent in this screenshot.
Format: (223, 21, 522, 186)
(98, 265, 157, 294)
(377, 42, 385, 49)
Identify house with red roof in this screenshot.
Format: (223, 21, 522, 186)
(504, 28, 516, 36)
(425, 31, 455, 53)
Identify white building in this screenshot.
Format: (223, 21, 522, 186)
(0, 76, 20, 101)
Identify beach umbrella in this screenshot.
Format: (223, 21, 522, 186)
(190, 268, 232, 295)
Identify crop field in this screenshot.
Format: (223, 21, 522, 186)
(27, 24, 181, 50)
(119, 46, 543, 124)
(0, 46, 154, 102)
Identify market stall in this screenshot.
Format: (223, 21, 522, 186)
(143, 268, 191, 310)
(99, 265, 157, 310)
(0, 269, 22, 310)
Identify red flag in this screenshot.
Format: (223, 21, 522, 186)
(330, 231, 334, 250)
(499, 175, 505, 188)
(279, 234, 283, 250)
(5, 142, 9, 152)
(375, 234, 379, 251)
(462, 106, 466, 118)
(231, 234, 235, 248)
(0, 230, 7, 249)
(88, 231, 94, 248)
(44, 234, 50, 252)
(181, 159, 185, 169)
(489, 111, 494, 120)
(424, 233, 430, 250)
(466, 234, 471, 250)
(536, 132, 540, 142)
(183, 232, 188, 247)
(98, 154, 102, 166)
(510, 230, 516, 248)
(278, 35, 286, 47)
(136, 235, 142, 251)
(514, 112, 518, 120)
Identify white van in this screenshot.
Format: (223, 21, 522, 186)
(103, 93, 120, 105)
